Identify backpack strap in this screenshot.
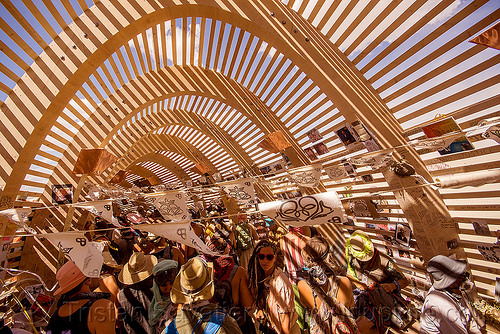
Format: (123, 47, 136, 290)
(192, 310, 226, 334)
(227, 264, 239, 282)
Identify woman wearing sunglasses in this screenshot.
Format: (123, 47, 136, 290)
(248, 240, 300, 334)
(148, 260, 179, 334)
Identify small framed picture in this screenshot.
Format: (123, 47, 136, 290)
(313, 142, 329, 155)
(335, 123, 360, 149)
(259, 166, 271, 175)
(395, 223, 411, 247)
(307, 128, 323, 143)
(362, 174, 374, 183)
(472, 220, 491, 236)
(304, 147, 318, 161)
(52, 184, 73, 204)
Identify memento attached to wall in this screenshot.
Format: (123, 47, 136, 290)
(307, 128, 323, 142)
(334, 123, 360, 149)
(421, 117, 474, 155)
(304, 147, 318, 161)
(52, 184, 73, 204)
(395, 223, 412, 247)
(313, 142, 329, 155)
(477, 244, 500, 263)
(472, 219, 491, 236)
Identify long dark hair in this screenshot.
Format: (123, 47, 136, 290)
(248, 239, 277, 310)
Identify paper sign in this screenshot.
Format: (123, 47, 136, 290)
(0, 208, 32, 223)
(258, 191, 344, 226)
(324, 165, 348, 181)
(219, 178, 256, 204)
(138, 223, 219, 256)
(288, 164, 322, 188)
(74, 200, 119, 227)
(43, 232, 104, 277)
(147, 191, 190, 222)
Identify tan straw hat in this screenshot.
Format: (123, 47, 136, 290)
(118, 252, 158, 285)
(171, 257, 214, 304)
(346, 230, 375, 262)
(54, 261, 88, 296)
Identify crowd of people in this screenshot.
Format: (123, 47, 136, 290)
(26, 203, 484, 334)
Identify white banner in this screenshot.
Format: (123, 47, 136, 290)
(348, 150, 393, 169)
(147, 191, 190, 222)
(409, 132, 464, 150)
(258, 191, 344, 226)
(138, 223, 219, 256)
(43, 232, 104, 278)
(0, 208, 32, 223)
(219, 178, 256, 204)
(74, 200, 120, 227)
(324, 165, 348, 181)
(288, 164, 322, 188)
(435, 169, 500, 189)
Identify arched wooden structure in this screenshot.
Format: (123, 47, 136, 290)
(1, 1, 499, 330)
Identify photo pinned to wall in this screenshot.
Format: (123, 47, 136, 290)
(313, 142, 329, 155)
(307, 128, 323, 143)
(472, 219, 491, 236)
(259, 165, 272, 175)
(270, 161, 287, 173)
(395, 223, 412, 247)
(421, 116, 474, 155)
(342, 160, 357, 177)
(364, 139, 382, 152)
(362, 174, 374, 183)
(334, 123, 360, 149)
(52, 184, 73, 204)
(398, 249, 411, 259)
(304, 147, 318, 161)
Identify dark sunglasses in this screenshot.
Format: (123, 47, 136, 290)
(154, 269, 177, 286)
(258, 253, 275, 261)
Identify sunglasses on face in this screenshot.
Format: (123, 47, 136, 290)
(154, 269, 177, 286)
(258, 253, 275, 261)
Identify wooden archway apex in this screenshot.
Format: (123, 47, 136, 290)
(193, 163, 212, 175)
(257, 131, 292, 153)
(73, 149, 118, 175)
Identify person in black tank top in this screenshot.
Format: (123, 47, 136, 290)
(45, 261, 116, 334)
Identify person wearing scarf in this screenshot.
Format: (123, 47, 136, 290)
(148, 260, 179, 334)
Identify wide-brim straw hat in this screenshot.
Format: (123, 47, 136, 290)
(54, 261, 88, 296)
(347, 230, 374, 262)
(171, 257, 214, 304)
(118, 252, 157, 285)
